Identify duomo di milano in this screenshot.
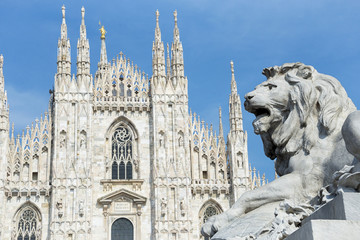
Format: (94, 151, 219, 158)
(0, 6, 267, 240)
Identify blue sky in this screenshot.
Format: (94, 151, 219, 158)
(1, 0, 360, 181)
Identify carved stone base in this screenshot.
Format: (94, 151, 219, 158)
(287, 192, 360, 240)
(286, 220, 360, 240)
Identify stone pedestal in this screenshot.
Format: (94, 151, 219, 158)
(286, 192, 360, 240)
(286, 220, 360, 240)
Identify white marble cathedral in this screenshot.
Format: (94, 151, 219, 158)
(0, 6, 266, 240)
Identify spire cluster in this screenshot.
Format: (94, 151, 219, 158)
(56, 6, 92, 92)
(152, 10, 185, 93)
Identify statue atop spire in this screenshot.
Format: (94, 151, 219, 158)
(154, 10, 161, 43)
(60, 5, 68, 39)
(173, 10, 180, 43)
(77, 6, 90, 85)
(152, 10, 165, 86)
(99, 23, 108, 67)
(171, 9, 184, 85)
(62, 5, 65, 22)
(156, 9, 160, 27)
(56, 5, 71, 92)
(81, 6, 85, 24)
(174, 10, 178, 25)
(100, 25, 106, 39)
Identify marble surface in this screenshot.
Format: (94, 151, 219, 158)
(202, 63, 359, 239)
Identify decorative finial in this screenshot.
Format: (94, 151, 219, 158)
(62, 5, 65, 19)
(230, 60, 234, 74)
(100, 25, 106, 39)
(174, 10, 178, 24)
(219, 107, 222, 118)
(0, 54, 3, 66)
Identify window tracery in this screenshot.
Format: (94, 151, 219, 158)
(199, 201, 222, 240)
(14, 206, 41, 240)
(203, 206, 218, 224)
(111, 125, 134, 180)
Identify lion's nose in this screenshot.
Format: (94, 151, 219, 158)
(245, 93, 254, 100)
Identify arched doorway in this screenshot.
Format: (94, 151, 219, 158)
(111, 218, 134, 240)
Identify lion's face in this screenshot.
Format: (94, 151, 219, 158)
(244, 63, 356, 170)
(244, 75, 290, 135)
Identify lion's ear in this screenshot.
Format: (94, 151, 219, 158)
(297, 66, 313, 79)
(262, 68, 271, 79)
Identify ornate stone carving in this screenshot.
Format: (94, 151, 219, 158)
(202, 63, 358, 239)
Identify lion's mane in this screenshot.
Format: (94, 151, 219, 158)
(261, 63, 356, 175)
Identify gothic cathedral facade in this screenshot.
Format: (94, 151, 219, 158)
(0, 6, 260, 240)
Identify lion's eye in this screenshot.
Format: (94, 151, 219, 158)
(267, 84, 277, 90)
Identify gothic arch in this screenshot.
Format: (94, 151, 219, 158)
(12, 201, 42, 240)
(198, 199, 223, 240)
(105, 116, 139, 180)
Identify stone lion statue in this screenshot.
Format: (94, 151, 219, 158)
(202, 63, 358, 239)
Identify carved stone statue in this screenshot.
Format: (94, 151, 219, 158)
(99, 25, 106, 39)
(60, 133, 66, 148)
(159, 132, 164, 148)
(178, 135, 184, 147)
(79, 200, 84, 217)
(180, 199, 186, 216)
(56, 198, 63, 218)
(80, 132, 86, 148)
(202, 63, 358, 239)
(160, 197, 167, 216)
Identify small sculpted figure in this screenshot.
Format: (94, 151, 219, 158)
(60, 135, 66, 148)
(202, 63, 358, 239)
(161, 197, 167, 215)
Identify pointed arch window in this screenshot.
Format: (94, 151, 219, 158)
(14, 206, 41, 240)
(111, 125, 134, 180)
(199, 201, 223, 240)
(203, 206, 218, 224)
(202, 206, 219, 240)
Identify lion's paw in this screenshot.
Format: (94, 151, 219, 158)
(201, 213, 229, 238)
